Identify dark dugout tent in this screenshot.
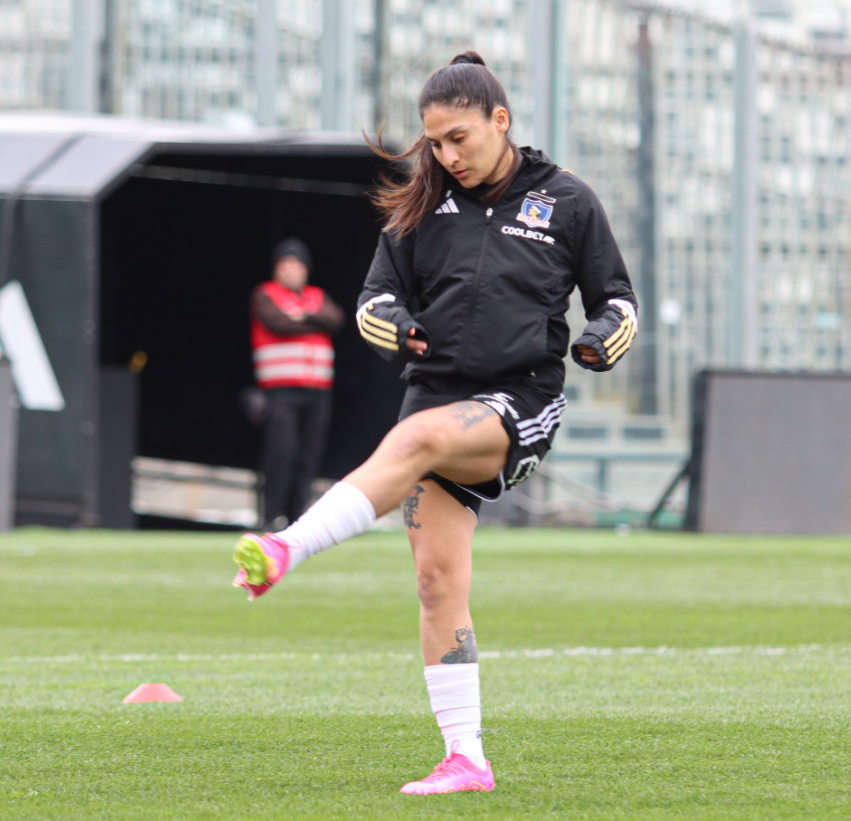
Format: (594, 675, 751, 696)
(0, 113, 405, 528)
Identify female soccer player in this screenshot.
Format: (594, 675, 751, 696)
(233, 51, 637, 795)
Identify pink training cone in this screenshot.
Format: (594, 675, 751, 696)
(122, 683, 183, 703)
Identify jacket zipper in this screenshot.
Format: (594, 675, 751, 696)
(458, 206, 494, 362)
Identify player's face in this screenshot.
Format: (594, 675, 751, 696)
(422, 104, 512, 188)
(273, 256, 309, 290)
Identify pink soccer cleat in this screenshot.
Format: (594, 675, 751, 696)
(399, 746, 494, 795)
(231, 532, 291, 601)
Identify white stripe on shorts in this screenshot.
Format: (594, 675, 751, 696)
(517, 405, 564, 439)
(516, 394, 567, 430)
(518, 395, 567, 446)
(517, 430, 553, 447)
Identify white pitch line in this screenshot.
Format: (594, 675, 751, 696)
(1, 644, 844, 667)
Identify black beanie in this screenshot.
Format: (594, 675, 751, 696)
(272, 238, 312, 273)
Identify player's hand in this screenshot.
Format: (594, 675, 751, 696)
(576, 344, 603, 365)
(405, 327, 429, 356)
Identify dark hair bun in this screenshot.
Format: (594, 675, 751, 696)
(450, 51, 486, 67)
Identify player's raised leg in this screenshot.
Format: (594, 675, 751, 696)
(233, 401, 508, 600)
(232, 481, 375, 599)
(399, 479, 494, 794)
(348, 401, 508, 517)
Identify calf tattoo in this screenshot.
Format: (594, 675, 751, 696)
(441, 626, 478, 663)
(403, 484, 425, 530)
(450, 401, 496, 430)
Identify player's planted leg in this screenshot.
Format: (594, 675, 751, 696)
(400, 480, 493, 793)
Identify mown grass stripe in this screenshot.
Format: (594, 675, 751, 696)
(4, 643, 846, 666)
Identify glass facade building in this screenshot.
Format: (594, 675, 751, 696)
(0, 0, 71, 109)
(2, 0, 850, 433)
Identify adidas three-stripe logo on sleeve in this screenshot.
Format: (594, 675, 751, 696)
(570, 298, 638, 372)
(601, 299, 637, 366)
(356, 295, 400, 352)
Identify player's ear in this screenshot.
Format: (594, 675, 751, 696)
(492, 106, 510, 134)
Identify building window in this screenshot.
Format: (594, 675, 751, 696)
(622, 427, 665, 441)
(567, 426, 609, 440)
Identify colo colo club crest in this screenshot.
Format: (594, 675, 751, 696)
(516, 191, 556, 229)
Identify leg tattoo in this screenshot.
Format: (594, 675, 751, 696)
(441, 626, 478, 663)
(403, 484, 425, 530)
(450, 401, 496, 430)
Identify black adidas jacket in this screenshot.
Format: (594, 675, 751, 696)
(357, 147, 637, 396)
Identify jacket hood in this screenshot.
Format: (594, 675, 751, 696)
(511, 146, 560, 194)
(518, 145, 554, 166)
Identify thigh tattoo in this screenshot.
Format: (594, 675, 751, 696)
(450, 401, 497, 430)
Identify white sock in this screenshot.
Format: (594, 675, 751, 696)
(275, 482, 375, 571)
(425, 663, 486, 770)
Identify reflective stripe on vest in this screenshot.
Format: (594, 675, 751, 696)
(252, 340, 335, 389)
(253, 343, 334, 364)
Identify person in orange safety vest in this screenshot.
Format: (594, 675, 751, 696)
(249, 238, 344, 528)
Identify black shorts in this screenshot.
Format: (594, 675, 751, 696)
(398, 377, 567, 515)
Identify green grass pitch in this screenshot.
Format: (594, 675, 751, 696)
(2, 527, 850, 820)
